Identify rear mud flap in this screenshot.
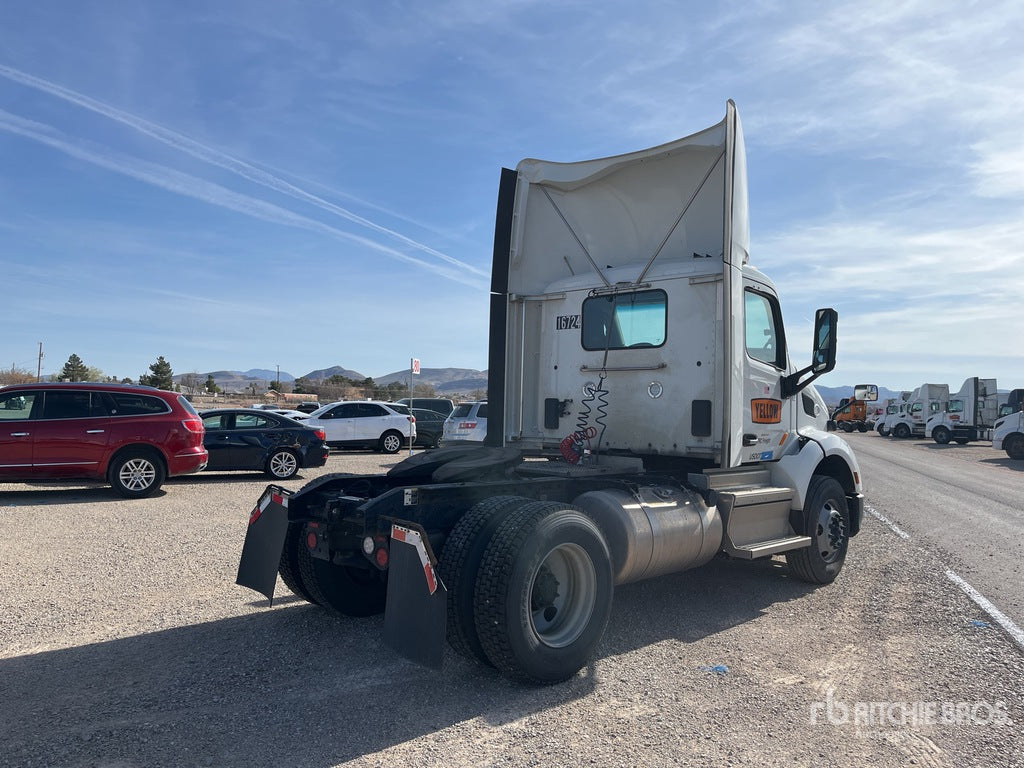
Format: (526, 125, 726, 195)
(236, 486, 291, 602)
(384, 523, 447, 669)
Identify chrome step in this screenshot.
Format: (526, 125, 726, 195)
(729, 535, 812, 560)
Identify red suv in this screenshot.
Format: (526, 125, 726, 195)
(0, 382, 208, 497)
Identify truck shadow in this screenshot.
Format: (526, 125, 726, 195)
(0, 557, 811, 767)
(978, 457, 1024, 470)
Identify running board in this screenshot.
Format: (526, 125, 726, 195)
(729, 535, 811, 560)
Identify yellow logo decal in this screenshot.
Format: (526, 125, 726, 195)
(751, 398, 782, 424)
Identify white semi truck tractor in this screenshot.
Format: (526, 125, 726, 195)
(236, 101, 865, 684)
(925, 377, 1000, 445)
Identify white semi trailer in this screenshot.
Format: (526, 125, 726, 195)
(236, 102, 864, 684)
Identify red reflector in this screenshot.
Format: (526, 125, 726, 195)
(306, 532, 318, 549)
(375, 547, 389, 568)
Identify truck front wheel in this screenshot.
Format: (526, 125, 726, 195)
(474, 502, 614, 684)
(785, 476, 849, 585)
(1005, 434, 1024, 460)
(893, 423, 911, 439)
(933, 427, 951, 444)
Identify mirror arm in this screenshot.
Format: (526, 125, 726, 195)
(782, 364, 823, 399)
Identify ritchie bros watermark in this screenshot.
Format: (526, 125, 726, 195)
(810, 688, 1012, 735)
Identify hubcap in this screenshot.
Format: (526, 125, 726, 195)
(529, 543, 597, 648)
(384, 435, 400, 452)
(119, 458, 155, 491)
(271, 452, 297, 477)
(816, 500, 848, 563)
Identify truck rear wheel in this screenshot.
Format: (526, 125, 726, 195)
(298, 540, 387, 617)
(785, 476, 849, 585)
(278, 523, 320, 605)
(473, 502, 614, 684)
(439, 495, 530, 664)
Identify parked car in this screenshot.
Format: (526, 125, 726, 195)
(396, 397, 455, 416)
(442, 401, 488, 443)
(411, 408, 446, 448)
(0, 382, 208, 497)
(200, 409, 328, 479)
(294, 401, 321, 414)
(266, 409, 310, 421)
(303, 401, 416, 453)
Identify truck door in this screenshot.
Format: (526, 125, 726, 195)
(739, 283, 795, 463)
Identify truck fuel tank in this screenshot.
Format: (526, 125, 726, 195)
(573, 486, 722, 585)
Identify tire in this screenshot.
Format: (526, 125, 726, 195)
(933, 427, 951, 445)
(785, 475, 850, 585)
(839, 422, 852, 432)
(893, 423, 911, 439)
(877, 423, 890, 437)
(266, 449, 299, 479)
(298, 539, 387, 617)
(857, 424, 868, 432)
(1005, 434, 1024, 460)
(278, 522, 320, 605)
(379, 431, 404, 454)
(433, 433, 444, 449)
(474, 501, 614, 684)
(439, 496, 530, 665)
(108, 449, 165, 498)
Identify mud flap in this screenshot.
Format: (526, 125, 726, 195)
(384, 523, 447, 669)
(236, 486, 291, 602)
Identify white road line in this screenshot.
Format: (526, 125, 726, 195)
(866, 504, 911, 540)
(945, 569, 1024, 652)
(866, 503, 1024, 652)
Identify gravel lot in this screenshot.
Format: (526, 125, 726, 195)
(2, 448, 1022, 767)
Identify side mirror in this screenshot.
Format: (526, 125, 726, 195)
(782, 307, 838, 398)
(812, 308, 837, 374)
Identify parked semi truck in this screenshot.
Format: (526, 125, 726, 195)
(875, 395, 908, 436)
(993, 389, 1024, 459)
(832, 384, 878, 432)
(889, 383, 948, 439)
(924, 377, 1000, 444)
(236, 102, 864, 684)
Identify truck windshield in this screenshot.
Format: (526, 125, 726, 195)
(947, 400, 964, 413)
(581, 289, 666, 350)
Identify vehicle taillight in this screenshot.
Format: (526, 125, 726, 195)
(182, 417, 203, 433)
(460, 421, 477, 429)
(314, 428, 326, 441)
(409, 415, 416, 422)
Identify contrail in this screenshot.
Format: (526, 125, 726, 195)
(0, 63, 487, 278)
(0, 109, 487, 289)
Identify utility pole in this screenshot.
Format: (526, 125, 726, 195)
(36, 341, 43, 382)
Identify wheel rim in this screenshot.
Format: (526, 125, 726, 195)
(383, 434, 401, 452)
(119, 458, 156, 491)
(935, 428, 949, 444)
(529, 543, 597, 648)
(271, 452, 297, 477)
(815, 500, 848, 564)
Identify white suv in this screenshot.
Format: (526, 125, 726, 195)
(443, 401, 488, 443)
(303, 401, 415, 453)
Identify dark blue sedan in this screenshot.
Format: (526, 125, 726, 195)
(200, 409, 329, 479)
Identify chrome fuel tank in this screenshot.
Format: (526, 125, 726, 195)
(573, 486, 722, 585)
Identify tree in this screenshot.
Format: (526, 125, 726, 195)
(205, 375, 221, 394)
(0, 365, 35, 386)
(85, 366, 105, 382)
(179, 372, 202, 396)
(139, 356, 174, 390)
(58, 354, 90, 382)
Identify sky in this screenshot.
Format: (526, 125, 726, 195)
(1, 1, 1022, 391)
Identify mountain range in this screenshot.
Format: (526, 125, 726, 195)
(175, 366, 489, 394)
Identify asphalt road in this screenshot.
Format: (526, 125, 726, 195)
(1, 443, 1022, 767)
(845, 431, 1024, 631)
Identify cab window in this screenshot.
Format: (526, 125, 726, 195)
(744, 290, 786, 368)
(581, 290, 666, 350)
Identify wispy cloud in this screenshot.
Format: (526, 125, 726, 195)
(0, 63, 487, 279)
(0, 108, 487, 289)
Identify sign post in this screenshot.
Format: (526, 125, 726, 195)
(408, 358, 420, 455)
